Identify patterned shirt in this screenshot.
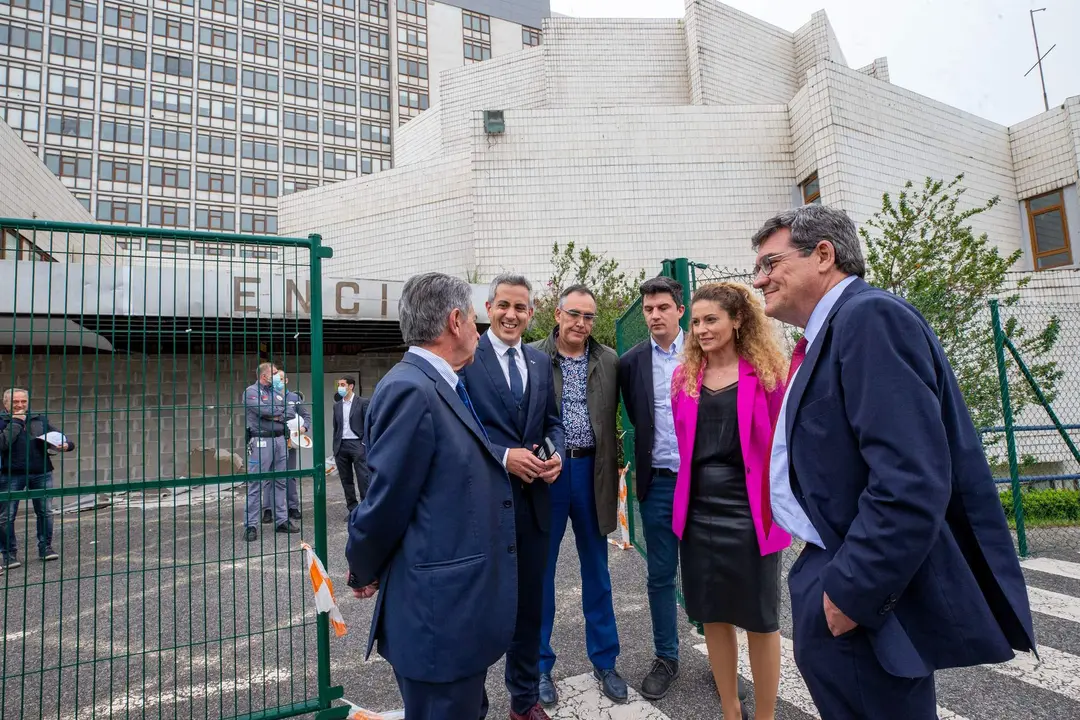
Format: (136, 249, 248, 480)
(559, 348, 595, 449)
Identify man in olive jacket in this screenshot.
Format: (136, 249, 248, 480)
(530, 284, 626, 706)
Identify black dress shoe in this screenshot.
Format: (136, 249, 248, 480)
(538, 673, 558, 707)
(261, 509, 273, 524)
(288, 509, 302, 520)
(276, 521, 300, 534)
(640, 657, 679, 700)
(244, 527, 258, 542)
(593, 667, 628, 704)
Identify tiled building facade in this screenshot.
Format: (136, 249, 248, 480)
(0, 0, 549, 247)
(278, 0, 1080, 283)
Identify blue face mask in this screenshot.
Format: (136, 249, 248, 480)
(337, 387, 347, 397)
(271, 375, 284, 392)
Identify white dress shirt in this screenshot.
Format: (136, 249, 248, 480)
(340, 394, 359, 440)
(769, 275, 857, 549)
(408, 346, 460, 389)
(486, 328, 529, 394)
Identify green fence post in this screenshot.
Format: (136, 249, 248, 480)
(666, 258, 692, 330)
(990, 300, 1027, 557)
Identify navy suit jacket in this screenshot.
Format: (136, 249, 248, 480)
(459, 333, 565, 531)
(618, 340, 660, 503)
(345, 353, 518, 684)
(332, 393, 369, 455)
(786, 278, 1036, 677)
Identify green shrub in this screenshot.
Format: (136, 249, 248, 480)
(1000, 487, 1080, 525)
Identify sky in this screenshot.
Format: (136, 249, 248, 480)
(549, 0, 1080, 127)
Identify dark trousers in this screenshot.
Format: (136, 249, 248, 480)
(0, 472, 54, 560)
(394, 668, 489, 720)
(790, 544, 938, 720)
(335, 438, 369, 508)
(505, 482, 549, 714)
(540, 455, 620, 673)
(639, 472, 680, 661)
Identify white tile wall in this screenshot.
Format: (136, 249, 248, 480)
(394, 103, 445, 166)
(1010, 107, 1078, 199)
(0, 117, 93, 225)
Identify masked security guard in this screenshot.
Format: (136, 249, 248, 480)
(244, 362, 299, 541)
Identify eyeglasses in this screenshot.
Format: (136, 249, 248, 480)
(563, 309, 597, 323)
(753, 248, 801, 277)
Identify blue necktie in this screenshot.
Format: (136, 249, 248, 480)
(455, 380, 489, 440)
(506, 347, 524, 405)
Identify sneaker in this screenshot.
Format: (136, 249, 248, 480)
(42, 548, 59, 561)
(640, 657, 679, 700)
(244, 527, 258, 542)
(3, 559, 21, 570)
(261, 509, 273, 524)
(288, 508, 302, 520)
(276, 521, 300, 534)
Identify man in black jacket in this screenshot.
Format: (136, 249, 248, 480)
(0, 388, 75, 568)
(333, 376, 370, 520)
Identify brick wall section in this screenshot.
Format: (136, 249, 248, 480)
(1009, 107, 1077, 199)
(542, 18, 689, 108)
(394, 104, 446, 167)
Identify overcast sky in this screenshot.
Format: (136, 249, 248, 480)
(550, 0, 1079, 127)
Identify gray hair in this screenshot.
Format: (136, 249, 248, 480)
(400, 272, 473, 346)
(488, 273, 534, 309)
(256, 362, 274, 381)
(3, 388, 28, 406)
(558, 284, 596, 307)
(751, 204, 866, 278)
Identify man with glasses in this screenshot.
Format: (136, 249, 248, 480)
(531, 285, 626, 706)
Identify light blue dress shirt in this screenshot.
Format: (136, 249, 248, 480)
(769, 275, 857, 549)
(651, 330, 683, 472)
(408, 346, 460, 390)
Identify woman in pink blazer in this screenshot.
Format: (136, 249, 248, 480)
(671, 282, 791, 720)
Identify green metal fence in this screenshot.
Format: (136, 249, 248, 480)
(0, 218, 347, 720)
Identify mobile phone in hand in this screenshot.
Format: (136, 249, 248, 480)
(531, 437, 557, 462)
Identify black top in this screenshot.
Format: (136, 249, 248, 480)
(692, 382, 743, 468)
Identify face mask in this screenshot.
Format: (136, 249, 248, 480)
(272, 375, 284, 392)
(337, 387, 347, 397)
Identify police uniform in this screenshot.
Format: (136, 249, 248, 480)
(263, 389, 312, 518)
(244, 379, 290, 531)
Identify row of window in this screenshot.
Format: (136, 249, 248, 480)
(0, 0, 400, 19)
(46, 147, 391, 178)
(95, 199, 280, 233)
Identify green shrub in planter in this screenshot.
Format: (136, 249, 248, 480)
(1000, 487, 1080, 526)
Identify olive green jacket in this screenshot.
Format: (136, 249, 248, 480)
(530, 330, 620, 536)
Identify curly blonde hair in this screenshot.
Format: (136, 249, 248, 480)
(678, 282, 787, 397)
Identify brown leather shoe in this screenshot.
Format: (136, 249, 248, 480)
(509, 704, 552, 720)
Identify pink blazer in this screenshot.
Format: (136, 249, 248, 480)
(671, 356, 792, 556)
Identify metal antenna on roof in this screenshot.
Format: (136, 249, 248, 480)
(1024, 8, 1055, 112)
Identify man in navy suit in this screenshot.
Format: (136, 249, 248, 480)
(751, 205, 1035, 719)
(460, 273, 564, 720)
(345, 272, 518, 719)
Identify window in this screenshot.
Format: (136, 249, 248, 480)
(0, 0, 45, 10)
(243, 2, 277, 23)
(149, 164, 191, 188)
(103, 42, 148, 69)
(241, 175, 277, 196)
(48, 70, 94, 99)
(398, 89, 427, 110)
(285, 43, 318, 66)
(359, 0, 386, 18)
(196, 206, 235, 231)
(323, 149, 357, 172)
(0, 105, 40, 138)
(199, 25, 237, 50)
(283, 177, 317, 195)
(522, 27, 541, 47)
(462, 10, 489, 34)
(198, 132, 235, 156)
(199, 61, 237, 84)
(96, 198, 141, 223)
(0, 64, 41, 92)
(241, 211, 277, 234)
(323, 82, 355, 105)
(801, 173, 821, 204)
(397, 26, 424, 50)
(360, 58, 388, 80)
(104, 5, 147, 32)
(53, 0, 98, 22)
(49, 31, 96, 60)
(322, 18, 354, 42)
(284, 11, 317, 33)
(103, 79, 144, 107)
(1026, 190, 1073, 270)
(0, 23, 44, 51)
(360, 90, 390, 111)
(242, 138, 278, 161)
(101, 119, 144, 144)
(150, 125, 192, 150)
(198, 96, 236, 119)
(323, 115, 355, 139)
(242, 68, 278, 91)
(98, 158, 142, 183)
(396, 0, 424, 18)
(46, 109, 92, 137)
(285, 110, 318, 132)
(153, 52, 194, 78)
(242, 103, 278, 127)
(148, 203, 190, 227)
(197, 169, 235, 192)
(324, 0, 354, 9)
(398, 58, 427, 79)
(284, 144, 318, 166)
(323, 50, 354, 73)
(360, 122, 389, 144)
(200, 0, 237, 13)
(152, 88, 192, 113)
(243, 34, 278, 57)
(153, 16, 193, 42)
(463, 41, 489, 62)
(45, 151, 91, 178)
(284, 75, 317, 99)
(361, 26, 389, 49)
(360, 154, 390, 174)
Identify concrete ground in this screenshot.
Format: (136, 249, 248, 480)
(2, 476, 1080, 719)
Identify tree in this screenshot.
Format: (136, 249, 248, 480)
(861, 174, 1061, 434)
(524, 242, 646, 348)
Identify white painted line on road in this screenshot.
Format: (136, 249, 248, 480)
(1028, 586, 1080, 624)
(1021, 556, 1080, 581)
(991, 644, 1080, 702)
(548, 672, 673, 719)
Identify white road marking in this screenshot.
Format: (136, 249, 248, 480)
(1021, 556, 1080, 581)
(547, 672, 674, 719)
(992, 644, 1080, 702)
(1028, 586, 1080, 624)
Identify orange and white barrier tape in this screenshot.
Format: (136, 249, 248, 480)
(609, 463, 633, 550)
(300, 542, 348, 637)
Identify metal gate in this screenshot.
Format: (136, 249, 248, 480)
(0, 218, 347, 719)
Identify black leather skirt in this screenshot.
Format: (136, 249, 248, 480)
(680, 463, 781, 632)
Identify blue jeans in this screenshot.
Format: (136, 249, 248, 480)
(639, 473, 680, 661)
(1, 473, 54, 560)
(539, 455, 620, 673)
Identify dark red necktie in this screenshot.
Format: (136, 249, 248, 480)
(762, 336, 809, 539)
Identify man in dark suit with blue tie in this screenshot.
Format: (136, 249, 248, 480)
(751, 205, 1036, 719)
(460, 273, 564, 720)
(345, 272, 518, 719)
